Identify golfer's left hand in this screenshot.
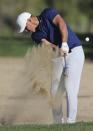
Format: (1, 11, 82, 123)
(61, 42, 69, 55)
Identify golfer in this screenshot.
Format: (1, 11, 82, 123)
(16, 8, 85, 123)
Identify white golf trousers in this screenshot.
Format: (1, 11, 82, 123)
(50, 46, 85, 123)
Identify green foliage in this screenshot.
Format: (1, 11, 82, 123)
(0, 0, 93, 36)
(77, 0, 93, 32)
(78, 0, 93, 18)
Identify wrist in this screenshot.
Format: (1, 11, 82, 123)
(62, 42, 68, 46)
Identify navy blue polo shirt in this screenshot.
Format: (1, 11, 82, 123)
(31, 8, 81, 49)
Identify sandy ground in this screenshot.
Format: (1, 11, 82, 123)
(0, 58, 93, 124)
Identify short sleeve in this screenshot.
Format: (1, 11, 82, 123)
(40, 8, 58, 22)
(31, 31, 47, 44)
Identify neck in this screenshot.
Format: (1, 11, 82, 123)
(34, 17, 39, 31)
(34, 16, 39, 27)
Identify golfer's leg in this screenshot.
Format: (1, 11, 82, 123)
(50, 57, 64, 96)
(65, 46, 85, 123)
(50, 57, 64, 123)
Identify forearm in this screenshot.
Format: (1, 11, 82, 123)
(41, 39, 51, 45)
(53, 15, 68, 44)
(58, 22, 68, 43)
(41, 39, 57, 49)
(57, 19, 69, 55)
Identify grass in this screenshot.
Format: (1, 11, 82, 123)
(0, 36, 93, 60)
(0, 37, 33, 57)
(0, 122, 93, 131)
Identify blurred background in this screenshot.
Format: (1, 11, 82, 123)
(0, 0, 93, 124)
(0, 0, 93, 35)
(0, 0, 93, 59)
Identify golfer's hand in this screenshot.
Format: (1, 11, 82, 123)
(41, 39, 57, 50)
(60, 42, 69, 56)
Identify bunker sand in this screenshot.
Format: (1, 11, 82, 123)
(0, 47, 93, 124)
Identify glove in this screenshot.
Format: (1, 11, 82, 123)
(61, 42, 69, 55)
